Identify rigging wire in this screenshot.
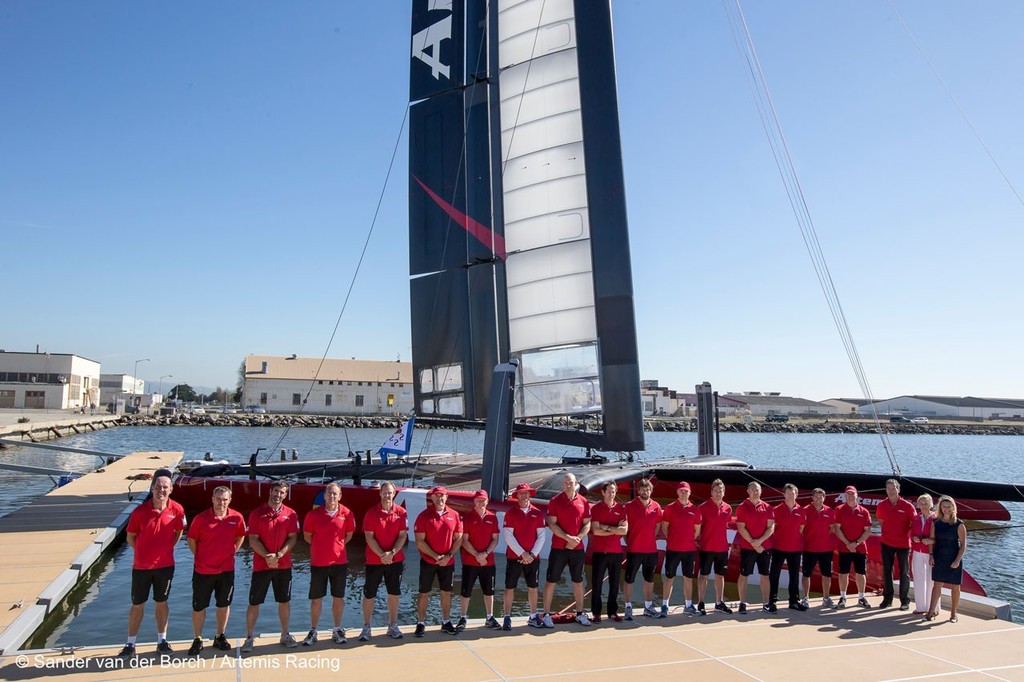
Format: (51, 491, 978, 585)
(886, 0, 1024, 210)
(722, 0, 901, 475)
(262, 106, 411, 462)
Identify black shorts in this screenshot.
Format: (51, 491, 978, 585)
(838, 552, 867, 575)
(419, 560, 455, 593)
(192, 570, 235, 611)
(664, 551, 697, 579)
(364, 562, 404, 599)
(699, 551, 729, 576)
(249, 568, 292, 605)
(624, 552, 658, 583)
(131, 566, 175, 605)
(460, 564, 496, 598)
(739, 549, 771, 576)
(309, 564, 348, 600)
(505, 558, 541, 589)
(546, 548, 585, 584)
(802, 551, 834, 578)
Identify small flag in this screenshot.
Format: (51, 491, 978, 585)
(378, 417, 415, 463)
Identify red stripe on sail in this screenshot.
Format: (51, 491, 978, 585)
(413, 176, 507, 261)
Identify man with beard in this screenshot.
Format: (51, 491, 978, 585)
(501, 483, 546, 629)
(623, 478, 663, 619)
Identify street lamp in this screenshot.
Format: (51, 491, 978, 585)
(133, 358, 150, 409)
(159, 375, 173, 401)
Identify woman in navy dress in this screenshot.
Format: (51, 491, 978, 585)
(925, 495, 967, 623)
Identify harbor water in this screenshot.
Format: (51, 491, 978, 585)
(1, 425, 1021, 647)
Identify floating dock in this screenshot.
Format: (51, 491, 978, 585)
(0, 450, 182, 655)
(0, 608, 1021, 681)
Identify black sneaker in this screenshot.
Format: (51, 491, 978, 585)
(456, 616, 467, 632)
(188, 637, 203, 656)
(440, 621, 457, 636)
(414, 622, 426, 638)
(789, 601, 808, 612)
(765, 603, 778, 613)
(156, 640, 174, 653)
(485, 616, 501, 630)
(738, 602, 748, 615)
(118, 643, 136, 658)
(213, 634, 231, 651)
(697, 601, 707, 616)
(715, 601, 733, 614)
(878, 600, 892, 609)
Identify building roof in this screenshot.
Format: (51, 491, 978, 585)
(723, 394, 830, 408)
(244, 355, 412, 384)
(823, 398, 877, 406)
(876, 395, 1024, 409)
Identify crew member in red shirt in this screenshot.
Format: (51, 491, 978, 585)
(768, 483, 807, 611)
(119, 471, 186, 658)
(801, 487, 837, 608)
(542, 473, 592, 628)
(589, 481, 627, 622)
(832, 485, 872, 608)
(697, 479, 734, 615)
(302, 482, 356, 645)
(660, 481, 701, 616)
(876, 478, 916, 610)
(623, 478, 663, 619)
(414, 485, 463, 637)
(735, 481, 775, 613)
(186, 486, 246, 656)
(359, 481, 408, 641)
(244, 481, 300, 651)
(458, 489, 501, 631)
(501, 482, 546, 630)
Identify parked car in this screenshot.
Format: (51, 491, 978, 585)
(765, 414, 789, 423)
(190, 406, 206, 415)
(910, 417, 929, 424)
(245, 405, 267, 414)
(889, 416, 911, 423)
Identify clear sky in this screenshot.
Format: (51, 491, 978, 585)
(2, 1, 1021, 401)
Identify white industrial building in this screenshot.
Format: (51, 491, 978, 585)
(722, 392, 839, 417)
(0, 350, 100, 410)
(241, 355, 414, 415)
(855, 396, 1024, 420)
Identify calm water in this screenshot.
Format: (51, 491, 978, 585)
(1, 426, 1021, 646)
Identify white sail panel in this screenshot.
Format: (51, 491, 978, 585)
(499, 112, 582, 163)
(509, 307, 597, 352)
(501, 174, 587, 226)
(498, 0, 577, 67)
(505, 209, 588, 254)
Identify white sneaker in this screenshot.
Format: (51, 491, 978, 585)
(358, 625, 372, 642)
(574, 612, 592, 627)
(542, 613, 555, 628)
(332, 628, 347, 644)
(280, 633, 298, 648)
(800, 597, 810, 609)
(241, 636, 255, 652)
(387, 623, 404, 639)
(302, 629, 318, 646)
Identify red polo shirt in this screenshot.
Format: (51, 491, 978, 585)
(589, 501, 626, 554)
(460, 508, 499, 565)
(414, 506, 462, 564)
(187, 508, 246, 575)
(699, 499, 733, 553)
(248, 503, 299, 571)
(876, 496, 916, 549)
(363, 503, 408, 565)
(662, 500, 700, 552)
(503, 503, 546, 558)
(735, 499, 774, 550)
(127, 499, 186, 570)
(625, 498, 663, 553)
(802, 503, 836, 553)
(834, 503, 871, 554)
(302, 505, 356, 566)
(772, 502, 805, 553)
(546, 491, 590, 551)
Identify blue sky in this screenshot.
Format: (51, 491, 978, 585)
(2, 1, 1021, 401)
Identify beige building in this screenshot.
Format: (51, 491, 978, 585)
(0, 351, 100, 410)
(241, 355, 413, 415)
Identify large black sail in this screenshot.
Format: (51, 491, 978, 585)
(409, 0, 643, 452)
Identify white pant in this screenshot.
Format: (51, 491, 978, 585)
(911, 550, 938, 614)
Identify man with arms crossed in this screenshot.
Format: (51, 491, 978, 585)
(623, 478, 663, 619)
(768, 483, 807, 611)
(414, 485, 463, 637)
(120, 471, 186, 657)
(501, 482, 546, 630)
(359, 481, 408, 641)
(876, 478, 915, 610)
(735, 481, 775, 613)
(458, 489, 502, 630)
(187, 486, 247, 655)
(697, 479, 733, 615)
(833, 485, 872, 608)
(542, 473, 592, 627)
(302, 482, 356, 645)
(244, 481, 300, 651)
(801, 487, 837, 608)
(660, 481, 701, 615)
